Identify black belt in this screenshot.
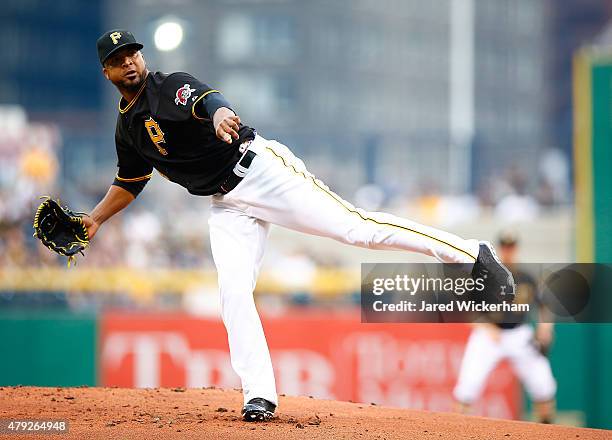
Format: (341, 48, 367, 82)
(218, 149, 257, 194)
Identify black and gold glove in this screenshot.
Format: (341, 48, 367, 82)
(33, 197, 89, 265)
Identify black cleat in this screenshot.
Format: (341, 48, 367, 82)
(241, 397, 276, 422)
(472, 241, 516, 302)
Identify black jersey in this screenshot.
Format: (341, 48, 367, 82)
(495, 269, 538, 329)
(112, 71, 256, 197)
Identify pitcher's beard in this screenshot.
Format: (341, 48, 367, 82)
(115, 71, 147, 94)
(119, 76, 143, 92)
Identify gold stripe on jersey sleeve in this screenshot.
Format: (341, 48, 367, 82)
(264, 146, 478, 262)
(118, 78, 148, 114)
(191, 90, 221, 121)
(115, 172, 153, 182)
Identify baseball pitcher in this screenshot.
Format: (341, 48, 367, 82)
(60, 30, 515, 421)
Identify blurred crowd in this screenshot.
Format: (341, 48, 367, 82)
(0, 110, 573, 317)
(0, 111, 571, 272)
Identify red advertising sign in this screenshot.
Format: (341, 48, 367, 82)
(100, 311, 520, 419)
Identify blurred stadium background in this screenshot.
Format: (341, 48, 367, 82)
(0, 0, 611, 430)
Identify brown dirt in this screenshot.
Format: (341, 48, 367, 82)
(0, 386, 608, 440)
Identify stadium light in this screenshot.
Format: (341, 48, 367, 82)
(154, 20, 184, 52)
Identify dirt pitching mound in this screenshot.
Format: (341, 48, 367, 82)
(0, 386, 608, 439)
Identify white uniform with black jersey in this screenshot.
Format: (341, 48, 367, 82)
(110, 69, 484, 407)
(453, 272, 556, 407)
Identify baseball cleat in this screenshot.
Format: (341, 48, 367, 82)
(472, 241, 516, 302)
(241, 397, 276, 422)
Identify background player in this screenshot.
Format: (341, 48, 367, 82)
(84, 29, 515, 421)
(453, 230, 556, 423)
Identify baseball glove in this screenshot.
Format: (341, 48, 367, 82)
(531, 336, 551, 357)
(33, 197, 89, 265)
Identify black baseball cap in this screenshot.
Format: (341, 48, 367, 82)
(97, 29, 143, 65)
(497, 229, 519, 247)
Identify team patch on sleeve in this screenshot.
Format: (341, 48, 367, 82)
(154, 72, 213, 121)
(175, 83, 196, 106)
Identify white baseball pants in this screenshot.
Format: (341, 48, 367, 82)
(208, 135, 481, 405)
(453, 324, 557, 404)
